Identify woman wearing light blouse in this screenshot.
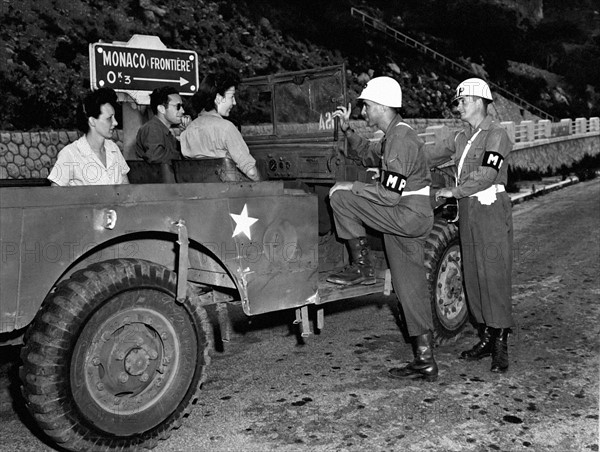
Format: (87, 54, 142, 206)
(48, 87, 129, 186)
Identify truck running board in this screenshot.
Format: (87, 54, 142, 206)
(294, 269, 392, 337)
(317, 269, 391, 304)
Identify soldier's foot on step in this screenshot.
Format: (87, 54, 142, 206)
(326, 264, 376, 286)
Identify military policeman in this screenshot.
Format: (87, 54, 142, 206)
(427, 77, 514, 373)
(329, 77, 438, 382)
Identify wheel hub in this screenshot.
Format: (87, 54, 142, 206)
(436, 246, 466, 326)
(82, 307, 179, 415)
(124, 347, 150, 376)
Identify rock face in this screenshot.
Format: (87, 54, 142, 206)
(486, 0, 544, 25)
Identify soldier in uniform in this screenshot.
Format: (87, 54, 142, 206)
(329, 77, 438, 382)
(427, 78, 514, 373)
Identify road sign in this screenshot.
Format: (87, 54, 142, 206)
(89, 39, 199, 97)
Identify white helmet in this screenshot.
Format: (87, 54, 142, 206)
(358, 76, 402, 108)
(452, 78, 493, 102)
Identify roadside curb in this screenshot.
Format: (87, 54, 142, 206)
(509, 176, 580, 205)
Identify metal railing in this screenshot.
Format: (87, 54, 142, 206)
(350, 7, 556, 121)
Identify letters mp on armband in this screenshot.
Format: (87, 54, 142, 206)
(380, 169, 407, 194)
(482, 151, 504, 171)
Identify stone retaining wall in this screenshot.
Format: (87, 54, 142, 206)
(0, 116, 592, 180)
(0, 121, 462, 180)
(0, 130, 125, 180)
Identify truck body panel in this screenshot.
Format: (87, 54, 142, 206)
(0, 181, 318, 331)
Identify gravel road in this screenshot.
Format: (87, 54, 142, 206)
(1, 178, 598, 452)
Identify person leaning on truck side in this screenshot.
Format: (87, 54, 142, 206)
(48, 87, 130, 186)
(135, 86, 189, 164)
(329, 76, 438, 382)
(426, 77, 514, 373)
(179, 72, 260, 181)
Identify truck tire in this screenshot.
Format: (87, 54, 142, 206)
(20, 258, 211, 452)
(425, 219, 468, 345)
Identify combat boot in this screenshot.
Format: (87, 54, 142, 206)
(459, 325, 493, 361)
(388, 332, 438, 382)
(327, 237, 376, 286)
(490, 328, 510, 373)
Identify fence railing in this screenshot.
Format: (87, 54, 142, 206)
(350, 7, 556, 121)
(421, 117, 599, 150)
(503, 117, 600, 144)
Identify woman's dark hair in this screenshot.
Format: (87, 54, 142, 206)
(76, 87, 118, 133)
(191, 72, 240, 114)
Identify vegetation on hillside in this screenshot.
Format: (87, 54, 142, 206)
(1, 0, 598, 130)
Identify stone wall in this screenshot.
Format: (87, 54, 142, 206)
(1, 117, 596, 180)
(0, 121, 462, 181)
(0, 130, 125, 180)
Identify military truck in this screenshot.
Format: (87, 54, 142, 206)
(0, 64, 466, 451)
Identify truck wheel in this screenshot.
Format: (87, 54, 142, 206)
(425, 219, 468, 345)
(20, 258, 211, 452)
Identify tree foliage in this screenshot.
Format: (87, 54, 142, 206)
(0, 0, 598, 130)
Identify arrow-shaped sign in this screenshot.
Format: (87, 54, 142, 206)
(89, 39, 199, 99)
(133, 76, 189, 86)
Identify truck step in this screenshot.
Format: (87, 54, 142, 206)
(317, 269, 390, 304)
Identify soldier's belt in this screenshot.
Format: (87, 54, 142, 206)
(401, 186, 431, 197)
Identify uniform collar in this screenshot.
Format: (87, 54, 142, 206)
(469, 114, 493, 132)
(384, 114, 405, 135)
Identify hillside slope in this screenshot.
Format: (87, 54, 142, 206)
(0, 0, 598, 130)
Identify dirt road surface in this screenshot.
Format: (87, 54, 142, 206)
(1, 179, 599, 452)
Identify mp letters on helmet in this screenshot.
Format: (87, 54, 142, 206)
(482, 151, 504, 171)
(380, 169, 407, 194)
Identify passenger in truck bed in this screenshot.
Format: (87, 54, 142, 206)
(135, 86, 189, 165)
(48, 88, 130, 186)
(180, 72, 260, 182)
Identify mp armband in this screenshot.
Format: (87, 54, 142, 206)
(380, 169, 407, 194)
(482, 151, 504, 171)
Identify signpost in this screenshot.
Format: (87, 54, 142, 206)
(89, 35, 199, 102)
(88, 35, 200, 159)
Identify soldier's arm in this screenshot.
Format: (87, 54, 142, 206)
(350, 134, 418, 206)
(345, 130, 382, 168)
(424, 132, 456, 167)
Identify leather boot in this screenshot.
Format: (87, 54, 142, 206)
(459, 325, 493, 360)
(327, 237, 376, 286)
(490, 328, 510, 373)
(388, 332, 438, 382)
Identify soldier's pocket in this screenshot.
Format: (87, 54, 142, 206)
(462, 146, 484, 173)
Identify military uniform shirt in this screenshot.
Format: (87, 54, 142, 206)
(426, 115, 512, 198)
(347, 114, 431, 206)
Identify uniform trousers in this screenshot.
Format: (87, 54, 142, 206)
(458, 192, 514, 328)
(330, 191, 434, 336)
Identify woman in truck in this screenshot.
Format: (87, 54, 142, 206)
(48, 87, 130, 186)
(179, 72, 260, 182)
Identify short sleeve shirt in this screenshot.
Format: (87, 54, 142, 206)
(48, 136, 130, 186)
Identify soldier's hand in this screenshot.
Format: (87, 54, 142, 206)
(332, 103, 352, 132)
(435, 187, 454, 201)
(366, 167, 380, 180)
(329, 181, 353, 197)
